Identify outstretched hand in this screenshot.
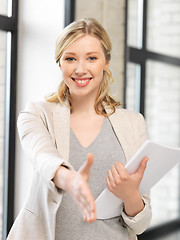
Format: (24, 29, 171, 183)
(65, 153, 96, 223)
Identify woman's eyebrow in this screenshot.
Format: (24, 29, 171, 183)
(64, 52, 76, 55)
(63, 51, 99, 56)
(87, 52, 99, 55)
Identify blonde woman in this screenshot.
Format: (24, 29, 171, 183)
(7, 18, 151, 240)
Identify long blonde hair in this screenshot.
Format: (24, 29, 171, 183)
(46, 18, 120, 116)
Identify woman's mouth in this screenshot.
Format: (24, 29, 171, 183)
(71, 77, 92, 87)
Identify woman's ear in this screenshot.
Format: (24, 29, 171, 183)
(104, 61, 110, 71)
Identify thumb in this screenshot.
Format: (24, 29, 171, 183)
(136, 157, 149, 178)
(78, 153, 94, 180)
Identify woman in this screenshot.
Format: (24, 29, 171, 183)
(7, 18, 151, 240)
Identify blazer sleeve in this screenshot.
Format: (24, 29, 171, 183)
(17, 102, 74, 189)
(121, 113, 152, 235)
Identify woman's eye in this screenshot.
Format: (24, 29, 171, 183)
(88, 57, 97, 61)
(65, 57, 75, 61)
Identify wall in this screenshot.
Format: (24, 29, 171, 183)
(14, 0, 65, 217)
(75, 0, 126, 104)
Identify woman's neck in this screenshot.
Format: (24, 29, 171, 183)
(70, 95, 97, 116)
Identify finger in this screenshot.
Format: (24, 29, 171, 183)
(78, 195, 93, 221)
(83, 199, 96, 223)
(110, 165, 120, 183)
(78, 194, 91, 212)
(106, 176, 111, 190)
(136, 157, 149, 177)
(78, 153, 94, 179)
(114, 162, 129, 181)
(81, 186, 96, 213)
(106, 176, 115, 193)
(114, 161, 125, 175)
(107, 169, 114, 183)
(87, 211, 97, 223)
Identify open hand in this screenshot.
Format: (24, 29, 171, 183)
(66, 153, 96, 223)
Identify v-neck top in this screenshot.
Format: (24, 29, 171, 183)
(55, 117, 129, 240)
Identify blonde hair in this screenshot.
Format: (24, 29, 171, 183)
(46, 18, 120, 116)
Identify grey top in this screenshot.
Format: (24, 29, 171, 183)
(55, 117, 129, 240)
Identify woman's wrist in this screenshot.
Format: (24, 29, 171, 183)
(123, 191, 145, 217)
(53, 165, 75, 191)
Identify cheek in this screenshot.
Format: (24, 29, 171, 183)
(61, 64, 72, 77)
(94, 63, 106, 77)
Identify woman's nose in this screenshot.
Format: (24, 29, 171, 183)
(75, 61, 87, 75)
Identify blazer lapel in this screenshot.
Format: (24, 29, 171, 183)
(53, 103, 70, 162)
(107, 108, 132, 163)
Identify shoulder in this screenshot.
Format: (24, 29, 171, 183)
(22, 101, 64, 115)
(114, 107, 145, 122)
(111, 107, 147, 134)
(113, 107, 148, 147)
(18, 101, 69, 123)
(25, 101, 59, 111)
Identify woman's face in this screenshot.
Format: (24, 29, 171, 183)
(59, 34, 109, 99)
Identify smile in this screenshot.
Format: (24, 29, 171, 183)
(71, 77, 92, 87)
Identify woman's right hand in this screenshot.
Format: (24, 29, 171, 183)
(53, 153, 96, 223)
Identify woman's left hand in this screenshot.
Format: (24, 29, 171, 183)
(106, 157, 149, 216)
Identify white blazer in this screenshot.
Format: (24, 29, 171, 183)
(7, 101, 152, 240)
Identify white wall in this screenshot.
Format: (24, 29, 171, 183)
(15, 0, 65, 218)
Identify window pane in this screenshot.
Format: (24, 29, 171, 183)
(0, 0, 12, 16)
(126, 62, 141, 112)
(0, 30, 7, 238)
(127, 0, 138, 47)
(127, 0, 143, 48)
(145, 60, 180, 226)
(147, 0, 180, 58)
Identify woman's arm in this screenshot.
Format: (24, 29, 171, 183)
(106, 111, 152, 234)
(17, 102, 73, 186)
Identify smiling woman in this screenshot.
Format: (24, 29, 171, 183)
(7, 18, 152, 240)
(47, 18, 119, 116)
(59, 35, 109, 99)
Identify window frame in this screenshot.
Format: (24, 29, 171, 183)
(65, 0, 75, 27)
(0, 0, 18, 239)
(124, 0, 180, 238)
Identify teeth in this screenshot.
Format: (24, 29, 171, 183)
(72, 78, 92, 84)
(76, 80, 89, 84)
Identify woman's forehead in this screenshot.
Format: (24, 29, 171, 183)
(64, 35, 103, 53)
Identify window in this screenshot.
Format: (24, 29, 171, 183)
(125, 0, 180, 231)
(0, 0, 18, 238)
